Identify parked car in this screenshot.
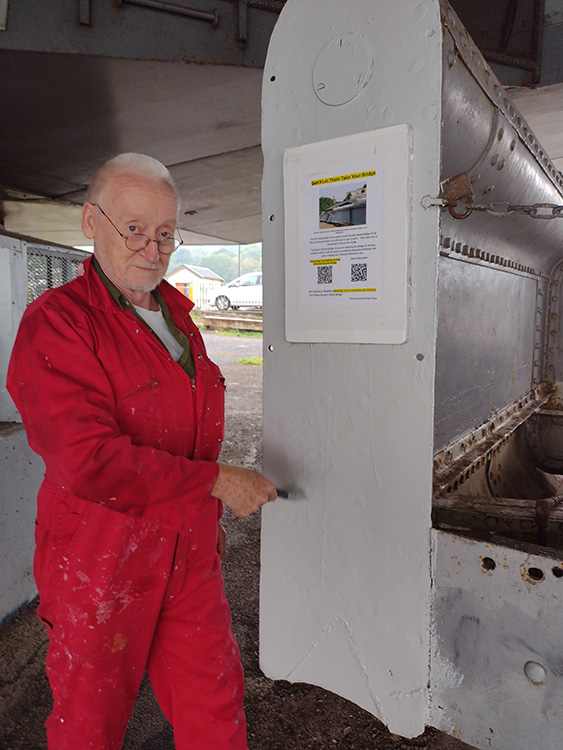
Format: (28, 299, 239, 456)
(209, 272, 263, 310)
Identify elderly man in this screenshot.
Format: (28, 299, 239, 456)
(7, 153, 277, 750)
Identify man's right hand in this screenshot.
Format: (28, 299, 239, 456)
(211, 463, 278, 517)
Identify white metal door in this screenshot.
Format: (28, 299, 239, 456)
(259, 0, 443, 736)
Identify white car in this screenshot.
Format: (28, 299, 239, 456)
(210, 272, 263, 310)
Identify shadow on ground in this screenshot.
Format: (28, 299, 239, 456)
(0, 363, 472, 750)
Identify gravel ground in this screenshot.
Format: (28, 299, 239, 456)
(0, 358, 472, 750)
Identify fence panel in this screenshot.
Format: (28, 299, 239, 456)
(27, 245, 91, 304)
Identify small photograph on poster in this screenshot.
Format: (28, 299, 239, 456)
(318, 179, 367, 230)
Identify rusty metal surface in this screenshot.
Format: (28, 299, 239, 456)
(527, 409, 563, 473)
(440, 172, 474, 219)
(433, 492, 563, 548)
(431, 530, 563, 750)
(434, 384, 553, 492)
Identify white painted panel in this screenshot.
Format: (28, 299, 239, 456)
(0, 237, 26, 422)
(431, 530, 563, 749)
(260, 0, 443, 737)
(0, 426, 44, 622)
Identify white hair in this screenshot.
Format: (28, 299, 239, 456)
(87, 152, 180, 207)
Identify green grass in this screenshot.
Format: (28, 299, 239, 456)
(214, 329, 262, 338)
(237, 357, 263, 366)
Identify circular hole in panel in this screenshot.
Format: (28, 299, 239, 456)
(269, 214, 275, 221)
(552, 566, 563, 578)
(528, 567, 545, 582)
(524, 661, 548, 685)
(268, 344, 275, 352)
(270, 75, 276, 82)
(482, 557, 496, 572)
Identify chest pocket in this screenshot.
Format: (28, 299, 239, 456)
(109, 360, 163, 444)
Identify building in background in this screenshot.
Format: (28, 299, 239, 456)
(166, 264, 224, 309)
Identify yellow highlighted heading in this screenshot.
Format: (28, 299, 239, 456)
(312, 170, 376, 187)
(310, 258, 340, 265)
(333, 288, 377, 293)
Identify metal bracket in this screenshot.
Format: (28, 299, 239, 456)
(440, 172, 474, 219)
(118, 0, 219, 27)
(78, 0, 92, 26)
(238, 0, 248, 42)
(0, 0, 8, 30)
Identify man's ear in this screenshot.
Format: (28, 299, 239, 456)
(82, 202, 95, 239)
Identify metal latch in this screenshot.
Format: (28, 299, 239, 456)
(440, 172, 474, 219)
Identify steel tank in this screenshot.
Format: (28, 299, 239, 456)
(431, 5, 563, 748)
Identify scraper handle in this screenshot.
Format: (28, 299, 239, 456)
(276, 488, 290, 499)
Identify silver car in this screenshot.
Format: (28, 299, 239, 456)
(210, 272, 263, 310)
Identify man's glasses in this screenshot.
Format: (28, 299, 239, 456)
(95, 204, 182, 255)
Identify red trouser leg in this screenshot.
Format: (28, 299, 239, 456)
(36, 499, 178, 750)
(35, 492, 246, 750)
(147, 520, 247, 749)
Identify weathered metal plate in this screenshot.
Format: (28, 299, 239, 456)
(434, 258, 539, 451)
(431, 530, 563, 749)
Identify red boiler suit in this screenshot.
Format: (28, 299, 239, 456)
(7, 256, 246, 750)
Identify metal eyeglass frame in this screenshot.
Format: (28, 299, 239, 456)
(95, 204, 183, 255)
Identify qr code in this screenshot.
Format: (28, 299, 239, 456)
(351, 263, 368, 282)
(317, 265, 333, 284)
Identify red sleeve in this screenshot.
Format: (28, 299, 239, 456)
(7, 302, 219, 535)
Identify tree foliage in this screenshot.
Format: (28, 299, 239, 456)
(167, 243, 262, 283)
(319, 196, 335, 215)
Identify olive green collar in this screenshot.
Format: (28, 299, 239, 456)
(92, 256, 195, 378)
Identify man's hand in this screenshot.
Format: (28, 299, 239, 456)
(212, 464, 278, 518)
